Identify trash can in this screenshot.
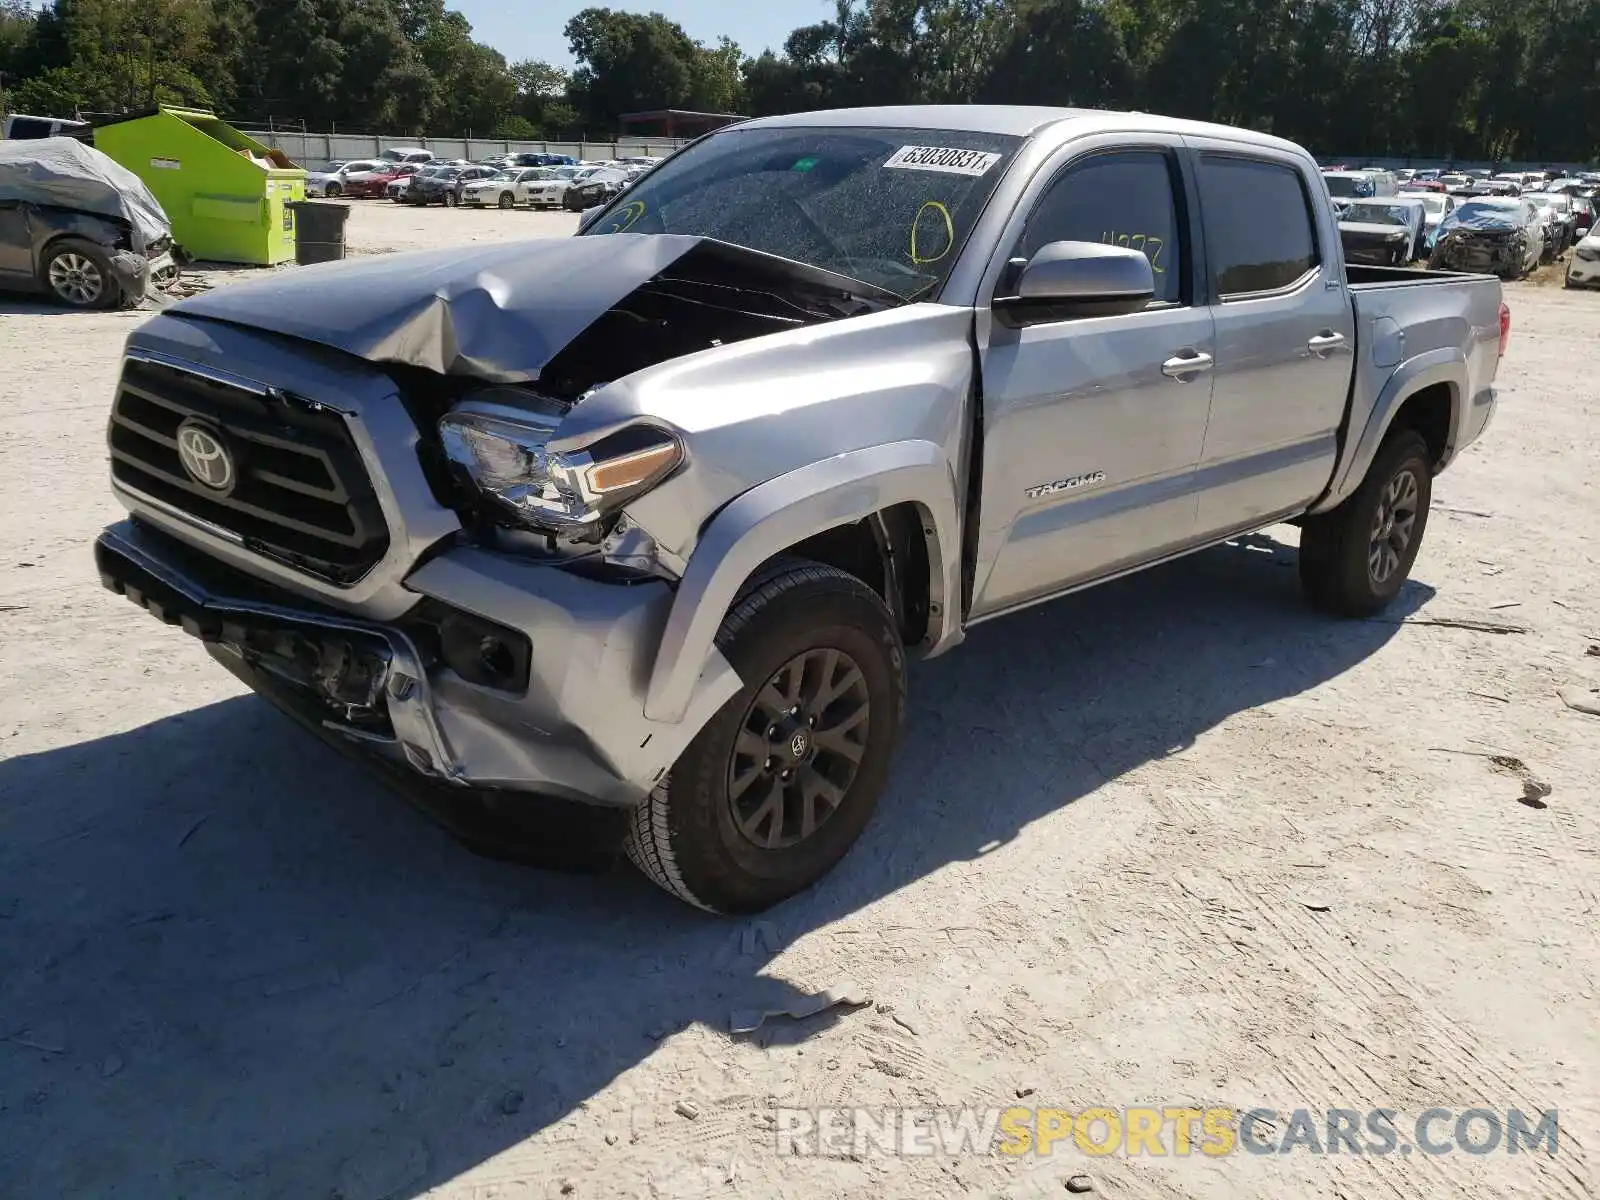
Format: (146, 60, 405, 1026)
(91, 105, 306, 265)
(287, 200, 350, 265)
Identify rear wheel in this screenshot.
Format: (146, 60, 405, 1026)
(1299, 429, 1432, 617)
(41, 239, 118, 309)
(625, 562, 906, 913)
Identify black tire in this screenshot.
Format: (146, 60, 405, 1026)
(444, 191, 458, 208)
(497, 191, 515, 209)
(40, 238, 118, 309)
(1299, 429, 1432, 618)
(625, 561, 906, 913)
(325, 182, 342, 198)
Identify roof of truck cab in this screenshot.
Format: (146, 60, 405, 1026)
(734, 105, 1310, 154)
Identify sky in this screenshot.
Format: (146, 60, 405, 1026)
(454, 0, 833, 68)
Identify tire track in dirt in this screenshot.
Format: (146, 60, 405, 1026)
(1229, 874, 1591, 1197)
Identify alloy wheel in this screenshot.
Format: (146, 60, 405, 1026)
(47, 253, 104, 306)
(1368, 467, 1419, 585)
(727, 647, 870, 850)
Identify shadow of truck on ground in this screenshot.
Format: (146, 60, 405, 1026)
(0, 534, 1426, 1197)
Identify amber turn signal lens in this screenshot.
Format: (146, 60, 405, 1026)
(584, 441, 680, 494)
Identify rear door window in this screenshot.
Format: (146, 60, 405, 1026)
(1198, 157, 1320, 296)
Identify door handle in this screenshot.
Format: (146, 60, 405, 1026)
(1161, 350, 1214, 380)
(1308, 331, 1347, 356)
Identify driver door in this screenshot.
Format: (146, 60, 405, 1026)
(969, 142, 1215, 619)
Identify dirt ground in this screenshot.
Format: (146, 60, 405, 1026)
(1, 200, 1597, 1200)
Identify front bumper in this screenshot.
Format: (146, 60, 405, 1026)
(1566, 254, 1600, 286)
(96, 518, 739, 808)
(1433, 231, 1525, 274)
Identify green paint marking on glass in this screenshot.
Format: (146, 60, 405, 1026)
(792, 156, 820, 172)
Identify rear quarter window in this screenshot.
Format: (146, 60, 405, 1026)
(1199, 158, 1320, 296)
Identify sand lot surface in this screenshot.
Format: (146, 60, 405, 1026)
(1, 201, 1597, 1199)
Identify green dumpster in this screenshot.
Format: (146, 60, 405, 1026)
(92, 105, 306, 265)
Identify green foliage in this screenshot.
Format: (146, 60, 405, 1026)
(0, 0, 1594, 160)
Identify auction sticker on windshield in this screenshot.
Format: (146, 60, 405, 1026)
(884, 146, 1003, 176)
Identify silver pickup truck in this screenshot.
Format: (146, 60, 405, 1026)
(95, 106, 1508, 912)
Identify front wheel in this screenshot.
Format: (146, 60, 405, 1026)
(497, 191, 515, 209)
(444, 191, 458, 208)
(41, 238, 118, 309)
(325, 183, 342, 198)
(1299, 429, 1432, 617)
(625, 562, 906, 913)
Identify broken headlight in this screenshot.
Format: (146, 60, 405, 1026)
(438, 395, 682, 534)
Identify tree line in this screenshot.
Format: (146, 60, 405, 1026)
(2, 0, 1597, 162)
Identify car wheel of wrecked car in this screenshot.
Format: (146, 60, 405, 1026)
(325, 183, 342, 198)
(625, 562, 905, 913)
(1299, 429, 1433, 618)
(42, 239, 117, 309)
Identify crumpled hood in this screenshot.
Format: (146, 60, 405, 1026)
(1440, 212, 1521, 235)
(171, 234, 708, 381)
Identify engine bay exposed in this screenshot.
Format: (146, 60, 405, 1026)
(532, 239, 894, 400)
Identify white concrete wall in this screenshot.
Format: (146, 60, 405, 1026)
(247, 131, 688, 167)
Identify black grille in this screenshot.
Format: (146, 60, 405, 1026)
(108, 357, 390, 584)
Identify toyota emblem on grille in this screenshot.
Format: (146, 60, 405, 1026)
(176, 421, 235, 493)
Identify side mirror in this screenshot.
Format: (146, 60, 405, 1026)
(993, 240, 1156, 326)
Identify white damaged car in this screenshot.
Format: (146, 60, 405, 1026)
(1566, 228, 1600, 288)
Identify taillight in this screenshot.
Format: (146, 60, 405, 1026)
(1498, 302, 1512, 357)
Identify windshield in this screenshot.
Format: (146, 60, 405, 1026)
(1452, 202, 1518, 224)
(1324, 174, 1373, 198)
(1416, 195, 1446, 215)
(581, 125, 1024, 300)
(1345, 202, 1410, 225)
(1527, 193, 1569, 212)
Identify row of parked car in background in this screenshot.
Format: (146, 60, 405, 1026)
(1323, 164, 1600, 286)
(305, 145, 663, 212)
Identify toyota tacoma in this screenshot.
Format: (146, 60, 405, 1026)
(96, 106, 1507, 912)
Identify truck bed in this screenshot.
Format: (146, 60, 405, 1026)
(1313, 260, 1503, 514)
(1345, 263, 1486, 288)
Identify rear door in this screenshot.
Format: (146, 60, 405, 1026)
(1182, 145, 1355, 539)
(970, 137, 1216, 619)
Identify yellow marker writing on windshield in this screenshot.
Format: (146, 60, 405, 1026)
(910, 200, 955, 265)
(605, 200, 647, 233)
